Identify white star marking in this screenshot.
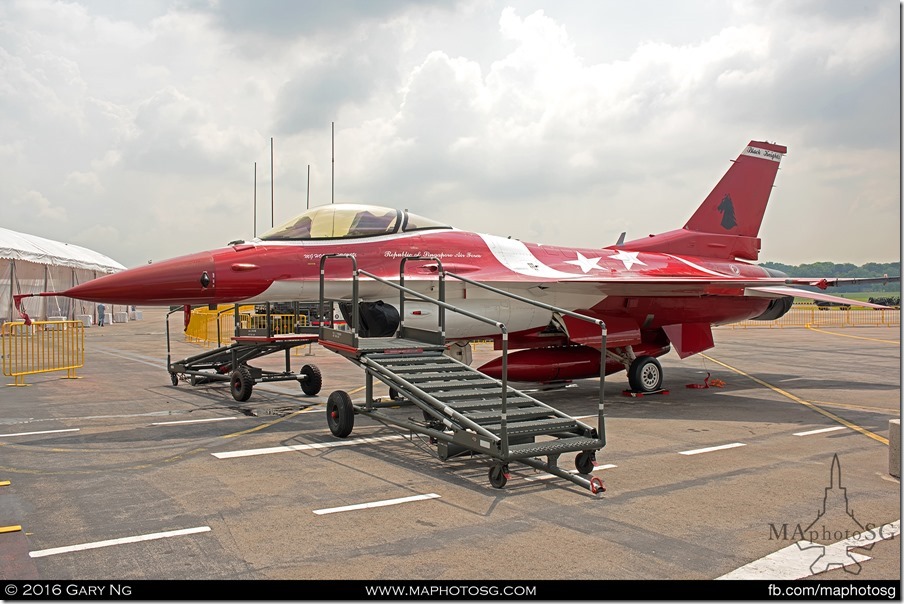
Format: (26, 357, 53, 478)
(564, 252, 604, 273)
(609, 250, 647, 271)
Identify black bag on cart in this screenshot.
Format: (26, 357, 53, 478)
(338, 300, 400, 337)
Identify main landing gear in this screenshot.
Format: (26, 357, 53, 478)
(627, 356, 663, 393)
(607, 347, 666, 394)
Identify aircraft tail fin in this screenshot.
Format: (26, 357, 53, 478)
(618, 140, 787, 261)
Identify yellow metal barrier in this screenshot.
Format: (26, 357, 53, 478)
(183, 305, 258, 346)
(1, 320, 85, 386)
(184, 306, 312, 349)
(730, 305, 900, 329)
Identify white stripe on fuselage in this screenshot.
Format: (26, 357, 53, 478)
(479, 234, 582, 279)
(664, 254, 734, 278)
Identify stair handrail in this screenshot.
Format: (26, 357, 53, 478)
(399, 255, 446, 340)
(357, 267, 513, 453)
(318, 254, 360, 346)
(321, 254, 608, 456)
(445, 271, 607, 447)
(356, 270, 506, 351)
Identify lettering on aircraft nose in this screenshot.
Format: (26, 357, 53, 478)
(200, 272, 211, 288)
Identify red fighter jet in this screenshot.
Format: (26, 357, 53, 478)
(15, 140, 898, 393)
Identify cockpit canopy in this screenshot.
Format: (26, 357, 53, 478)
(259, 204, 452, 241)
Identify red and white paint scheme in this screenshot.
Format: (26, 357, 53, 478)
(15, 140, 897, 391)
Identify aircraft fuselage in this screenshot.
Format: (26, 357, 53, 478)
(62, 228, 775, 344)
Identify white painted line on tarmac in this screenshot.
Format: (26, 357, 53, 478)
(679, 442, 746, 456)
(29, 526, 212, 558)
(718, 540, 871, 579)
(717, 520, 899, 580)
(793, 426, 846, 437)
(0, 428, 80, 438)
(313, 493, 441, 515)
(152, 417, 240, 426)
(212, 434, 406, 459)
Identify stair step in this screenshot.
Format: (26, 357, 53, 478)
(482, 418, 580, 437)
(464, 408, 556, 423)
(388, 367, 469, 377)
(356, 339, 446, 354)
(418, 379, 500, 391)
(441, 388, 528, 400)
(369, 353, 449, 364)
(505, 436, 603, 458)
(390, 370, 483, 380)
(443, 397, 539, 411)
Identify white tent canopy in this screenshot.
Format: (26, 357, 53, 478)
(0, 227, 126, 323)
(0, 227, 125, 273)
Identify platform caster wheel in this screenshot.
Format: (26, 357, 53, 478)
(488, 464, 509, 489)
(575, 450, 597, 474)
(230, 366, 254, 402)
(590, 476, 606, 495)
(170, 372, 179, 387)
(628, 356, 663, 393)
(326, 390, 355, 438)
(299, 364, 322, 396)
(389, 387, 401, 401)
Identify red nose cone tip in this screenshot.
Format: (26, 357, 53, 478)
(64, 251, 218, 306)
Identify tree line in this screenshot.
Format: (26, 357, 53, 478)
(758, 261, 901, 293)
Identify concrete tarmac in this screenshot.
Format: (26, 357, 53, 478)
(0, 307, 899, 589)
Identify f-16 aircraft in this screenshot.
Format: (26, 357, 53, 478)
(15, 140, 898, 393)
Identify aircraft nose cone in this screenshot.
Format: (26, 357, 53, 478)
(64, 251, 217, 305)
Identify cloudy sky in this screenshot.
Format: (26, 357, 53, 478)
(1, 0, 900, 269)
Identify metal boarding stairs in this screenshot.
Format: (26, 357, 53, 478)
(316, 254, 608, 495)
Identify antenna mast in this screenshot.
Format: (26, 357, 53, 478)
(331, 122, 334, 204)
(270, 137, 274, 227)
(306, 164, 311, 210)
(253, 162, 257, 237)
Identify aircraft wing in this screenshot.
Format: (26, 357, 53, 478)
(745, 286, 894, 309)
(782, 276, 901, 290)
(449, 272, 899, 307)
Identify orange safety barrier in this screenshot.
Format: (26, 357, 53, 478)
(1, 320, 85, 386)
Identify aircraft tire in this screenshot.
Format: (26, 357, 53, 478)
(326, 390, 355, 438)
(230, 366, 254, 402)
(628, 356, 663, 393)
(299, 364, 322, 395)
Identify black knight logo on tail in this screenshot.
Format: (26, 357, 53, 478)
(717, 193, 737, 230)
